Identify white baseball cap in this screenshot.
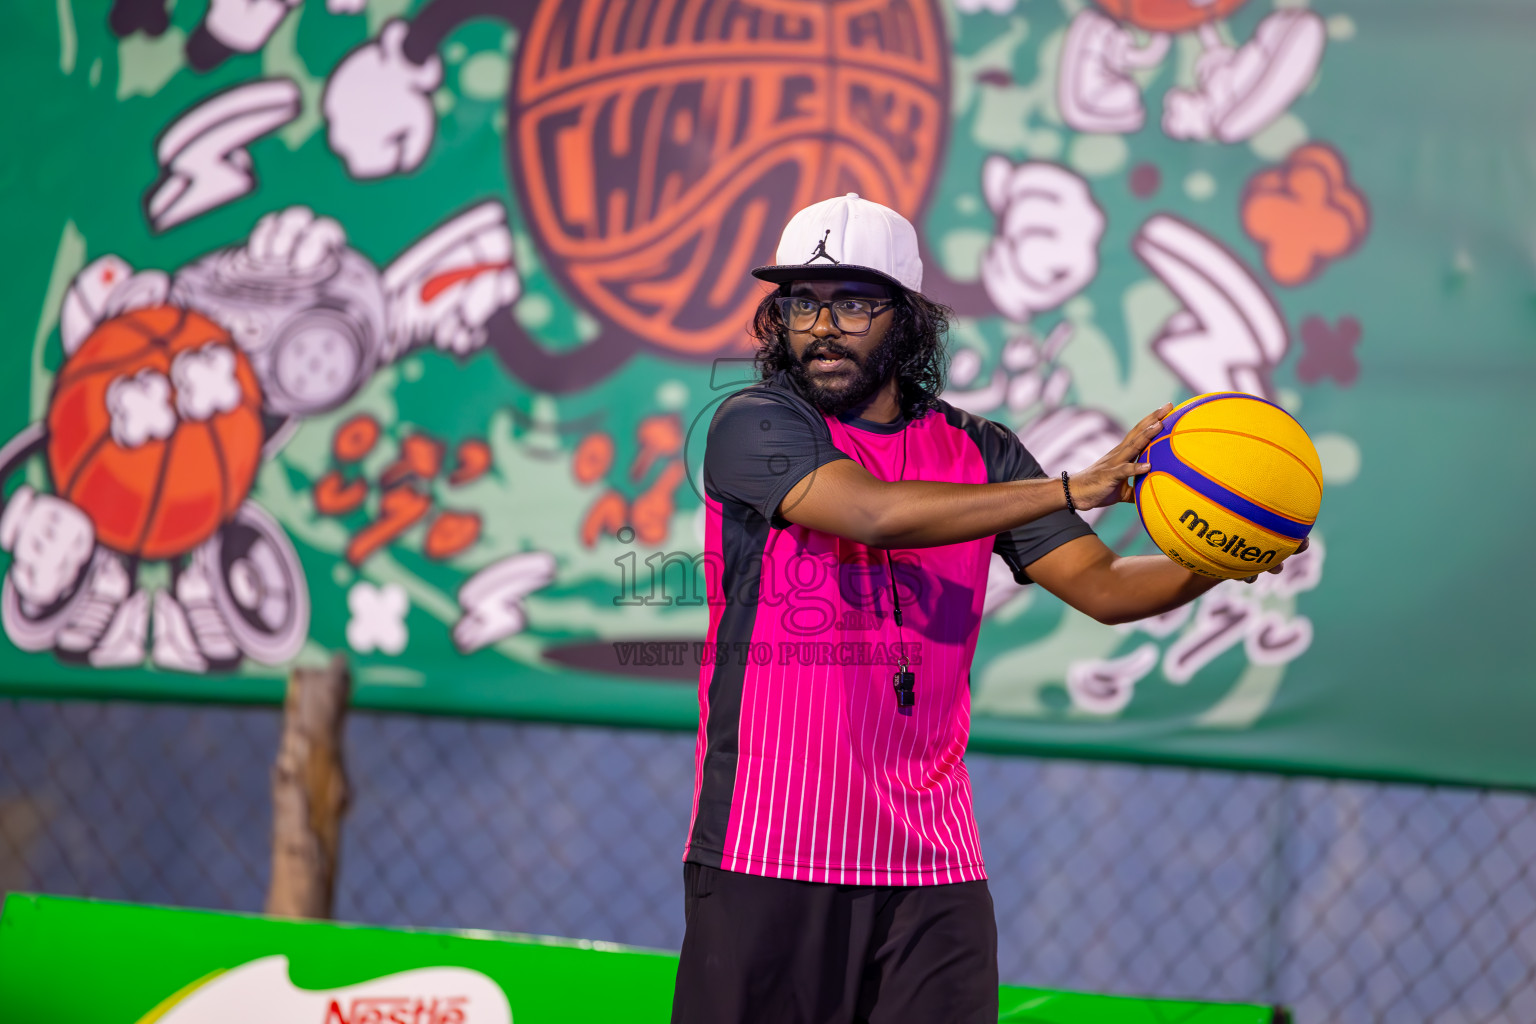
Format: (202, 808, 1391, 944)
(752, 193, 923, 295)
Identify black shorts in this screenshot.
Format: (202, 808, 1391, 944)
(670, 862, 998, 1024)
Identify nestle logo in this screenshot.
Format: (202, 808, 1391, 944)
(325, 996, 470, 1024)
(1179, 509, 1276, 565)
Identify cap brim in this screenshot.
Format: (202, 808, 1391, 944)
(751, 263, 907, 293)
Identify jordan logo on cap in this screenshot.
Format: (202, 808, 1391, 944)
(806, 229, 840, 265)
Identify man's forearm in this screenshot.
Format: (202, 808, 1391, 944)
(1075, 553, 1221, 625)
(866, 478, 1069, 548)
(778, 444, 1150, 549)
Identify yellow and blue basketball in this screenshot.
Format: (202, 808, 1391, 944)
(1135, 393, 1321, 580)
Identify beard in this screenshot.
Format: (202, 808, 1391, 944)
(785, 330, 903, 418)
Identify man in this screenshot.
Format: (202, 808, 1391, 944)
(675, 194, 1287, 1024)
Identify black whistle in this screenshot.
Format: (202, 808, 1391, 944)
(893, 669, 916, 709)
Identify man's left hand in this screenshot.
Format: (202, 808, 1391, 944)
(1068, 403, 1173, 510)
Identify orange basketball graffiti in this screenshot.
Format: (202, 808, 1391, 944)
(46, 306, 263, 560)
(1093, 0, 1249, 33)
(511, 0, 948, 359)
(1241, 143, 1370, 286)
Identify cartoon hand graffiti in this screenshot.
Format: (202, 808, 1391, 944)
(0, 488, 96, 612)
(1056, 10, 1170, 135)
(979, 157, 1106, 324)
(323, 20, 444, 179)
(1059, 1, 1326, 144)
(1163, 10, 1328, 142)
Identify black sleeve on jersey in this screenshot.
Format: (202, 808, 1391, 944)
(704, 387, 851, 528)
(940, 404, 1097, 585)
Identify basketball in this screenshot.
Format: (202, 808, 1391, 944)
(46, 305, 264, 560)
(510, 0, 948, 357)
(1135, 392, 1321, 580)
(1092, 0, 1249, 33)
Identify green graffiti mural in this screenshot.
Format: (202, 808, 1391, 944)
(1, 0, 1532, 789)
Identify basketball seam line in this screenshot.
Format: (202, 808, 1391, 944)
(59, 307, 201, 393)
(1158, 433, 1321, 515)
(133, 426, 178, 558)
(119, 308, 166, 346)
(1167, 427, 1323, 493)
(127, 304, 189, 350)
(204, 419, 233, 522)
(1162, 392, 1282, 436)
(166, 305, 190, 348)
(55, 351, 170, 395)
(57, 428, 115, 507)
(1148, 435, 1315, 526)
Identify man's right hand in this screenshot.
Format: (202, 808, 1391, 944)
(1066, 404, 1172, 509)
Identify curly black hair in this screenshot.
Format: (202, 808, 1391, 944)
(750, 284, 953, 420)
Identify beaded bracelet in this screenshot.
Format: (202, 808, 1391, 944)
(1061, 471, 1077, 513)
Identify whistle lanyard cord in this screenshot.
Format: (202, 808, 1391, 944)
(844, 421, 912, 665)
(884, 427, 910, 663)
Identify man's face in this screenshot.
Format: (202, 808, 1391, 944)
(782, 279, 899, 417)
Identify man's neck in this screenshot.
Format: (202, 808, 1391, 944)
(841, 378, 902, 424)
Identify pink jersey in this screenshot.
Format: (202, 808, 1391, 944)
(685, 371, 1093, 886)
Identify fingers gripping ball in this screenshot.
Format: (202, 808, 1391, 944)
(1135, 393, 1320, 580)
(46, 306, 265, 560)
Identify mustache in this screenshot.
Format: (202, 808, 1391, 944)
(804, 343, 855, 362)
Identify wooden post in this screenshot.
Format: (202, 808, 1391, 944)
(265, 653, 351, 918)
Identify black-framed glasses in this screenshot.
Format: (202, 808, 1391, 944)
(775, 296, 894, 335)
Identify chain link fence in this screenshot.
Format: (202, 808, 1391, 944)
(2, 696, 1534, 1023)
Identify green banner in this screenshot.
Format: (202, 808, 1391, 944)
(0, 0, 1532, 788)
(0, 894, 1276, 1022)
